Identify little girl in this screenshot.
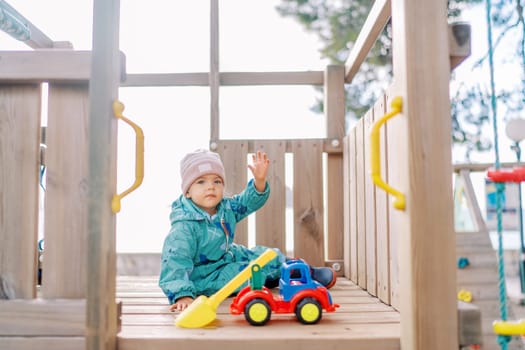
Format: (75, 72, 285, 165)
(159, 149, 335, 311)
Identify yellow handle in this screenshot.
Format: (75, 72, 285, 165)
(207, 249, 278, 310)
(370, 96, 406, 210)
(111, 100, 145, 213)
(493, 320, 525, 336)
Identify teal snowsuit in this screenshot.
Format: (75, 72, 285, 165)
(159, 179, 285, 304)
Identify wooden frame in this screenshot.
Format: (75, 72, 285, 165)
(0, 0, 473, 349)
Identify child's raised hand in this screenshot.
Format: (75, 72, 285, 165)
(248, 151, 270, 192)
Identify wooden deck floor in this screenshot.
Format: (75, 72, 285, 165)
(116, 276, 401, 350)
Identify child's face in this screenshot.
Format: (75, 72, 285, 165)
(185, 174, 224, 215)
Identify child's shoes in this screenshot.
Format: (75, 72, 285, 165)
(310, 266, 337, 289)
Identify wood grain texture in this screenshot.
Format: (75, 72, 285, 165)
(292, 141, 324, 266)
(42, 84, 89, 298)
(0, 85, 41, 299)
(325, 65, 345, 261)
(253, 141, 286, 253)
(216, 142, 249, 246)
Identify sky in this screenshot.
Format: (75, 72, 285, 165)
(1, 0, 330, 252)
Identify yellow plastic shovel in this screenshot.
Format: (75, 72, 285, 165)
(175, 249, 278, 328)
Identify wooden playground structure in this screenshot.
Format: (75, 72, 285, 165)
(2, 0, 513, 349)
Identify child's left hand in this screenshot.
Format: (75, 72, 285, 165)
(248, 151, 270, 192)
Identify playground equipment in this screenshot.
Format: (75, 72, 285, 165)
(0, 0, 475, 349)
(230, 259, 339, 326)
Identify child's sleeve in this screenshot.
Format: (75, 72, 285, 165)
(158, 225, 197, 304)
(230, 179, 270, 222)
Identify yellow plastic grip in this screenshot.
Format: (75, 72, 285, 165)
(370, 96, 405, 210)
(493, 320, 525, 336)
(111, 100, 145, 213)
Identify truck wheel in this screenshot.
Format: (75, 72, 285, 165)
(244, 298, 271, 326)
(295, 298, 322, 324)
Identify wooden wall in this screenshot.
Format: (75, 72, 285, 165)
(215, 139, 342, 268)
(0, 83, 88, 349)
(343, 91, 400, 309)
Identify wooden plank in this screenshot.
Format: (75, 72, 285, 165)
(115, 275, 401, 350)
(459, 169, 488, 233)
(355, 117, 367, 289)
(122, 71, 324, 87)
(0, 84, 41, 299)
(121, 311, 400, 325)
(324, 65, 345, 262)
(344, 0, 391, 82)
(348, 129, 358, 282)
(0, 51, 90, 82)
(213, 139, 342, 154)
(209, 0, 219, 141)
(292, 140, 324, 266)
(385, 92, 401, 310)
(364, 111, 377, 296)
(215, 142, 248, 246)
(86, 1, 121, 350)
(253, 141, 286, 254)
(118, 323, 400, 350)
(342, 135, 352, 278)
(42, 83, 89, 298)
(454, 162, 519, 172)
(0, 51, 126, 83)
(392, 0, 458, 348)
(0, 337, 84, 350)
(220, 71, 324, 86)
(0, 299, 85, 335)
(374, 94, 391, 304)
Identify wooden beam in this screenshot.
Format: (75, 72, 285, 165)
(122, 71, 324, 87)
(210, 0, 219, 141)
(86, 1, 120, 350)
(0, 50, 126, 83)
(220, 71, 324, 86)
(212, 138, 342, 154)
(0, 0, 54, 48)
(324, 65, 345, 262)
(391, 0, 458, 348)
(0, 299, 85, 336)
(344, 0, 471, 82)
(454, 161, 519, 172)
(344, 0, 391, 83)
(122, 73, 209, 86)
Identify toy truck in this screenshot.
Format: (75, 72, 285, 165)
(229, 259, 339, 326)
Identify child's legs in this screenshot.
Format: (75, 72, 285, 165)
(231, 245, 285, 282)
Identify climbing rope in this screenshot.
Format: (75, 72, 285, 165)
(484, 0, 510, 347)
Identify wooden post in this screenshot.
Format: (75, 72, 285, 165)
(391, 0, 458, 348)
(210, 0, 219, 142)
(324, 65, 345, 263)
(86, 0, 121, 349)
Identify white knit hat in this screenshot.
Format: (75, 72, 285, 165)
(180, 149, 226, 194)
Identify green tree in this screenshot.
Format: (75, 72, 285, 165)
(277, 0, 524, 161)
